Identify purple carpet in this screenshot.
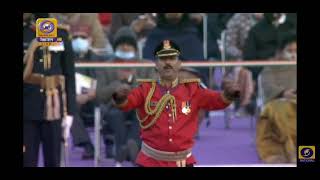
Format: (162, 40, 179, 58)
(193, 112, 261, 165)
(38, 111, 262, 167)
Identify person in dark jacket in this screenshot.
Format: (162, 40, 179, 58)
(242, 13, 296, 115)
(143, 13, 207, 84)
(243, 13, 297, 81)
(69, 27, 103, 160)
(207, 13, 234, 59)
(143, 13, 204, 61)
(109, 13, 140, 43)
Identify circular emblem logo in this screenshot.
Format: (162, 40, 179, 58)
(39, 20, 55, 34)
(301, 148, 313, 158)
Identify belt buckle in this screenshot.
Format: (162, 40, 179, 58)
(44, 76, 59, 90)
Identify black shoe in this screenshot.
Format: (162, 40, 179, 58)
(82, 151, 94, 160)
(82, 143, 94, 160)
(104, 138, 115, 158)
(105, 144, 114, 158)
(206, 119, 211, 127)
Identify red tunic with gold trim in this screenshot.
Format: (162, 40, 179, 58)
(118, 79, 231, 167)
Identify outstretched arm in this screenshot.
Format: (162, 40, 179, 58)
(112, 83, 144, 112)
(197, 79, 240, 110)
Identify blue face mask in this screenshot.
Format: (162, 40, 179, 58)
(115, 50, 136, 60)
(72, 38, 90, 53)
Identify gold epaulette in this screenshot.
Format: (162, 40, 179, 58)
(179, 78, 201, 84)
(136, 79, 157, 83)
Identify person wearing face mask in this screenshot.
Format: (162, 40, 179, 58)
(114, 44, 136, 60)
(71, 27, 107, 62)
(68, 28, 100, 160)
(50, 13, 110, 51)
(95, 26, 157, 167)
(72, 34, 90, 57)
(256, 33, 297, 164)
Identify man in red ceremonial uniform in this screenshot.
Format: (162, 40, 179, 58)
(111, 40, 240, 167)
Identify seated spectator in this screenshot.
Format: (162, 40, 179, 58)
(143, 13, 208, 85)
(98, 13, 112, 36)
(69, 28, 100, 160)
(206, 13, 234, 59)
(95, 26, 157, 167)
(188, 13, 204, 44)
(71, 25, 113, 62)
(243, 13, 297, 116)
(256, 33, 297, 164)
(244, 13, 297, 81)
(143, 13, 204, 61)
(50, 13, 113, 57)
(109, 13, 140, 43)
(224, 13, 263, 116)
(130, 13, 157, 59)
(206, 13, 234, 91)
(225, 13, 263, 60)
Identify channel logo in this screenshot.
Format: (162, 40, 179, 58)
(298, 146, 315, 162)
(36, 18, 60, 46)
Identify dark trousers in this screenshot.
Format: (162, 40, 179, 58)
(103, 107, 141, 162)
(23, 120, 62, 167)
(71, 111, 92, 146)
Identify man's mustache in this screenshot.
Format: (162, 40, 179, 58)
(163, 65, 173, 69)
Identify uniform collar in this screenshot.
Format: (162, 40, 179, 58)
(158, 78, 179, 88)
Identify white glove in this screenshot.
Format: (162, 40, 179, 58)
(62, 115, 73, 140)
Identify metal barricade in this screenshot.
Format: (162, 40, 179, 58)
(94, 106, 102, 167)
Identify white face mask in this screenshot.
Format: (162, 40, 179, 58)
(72, 37, 90, 53)
(115, 50, 136, 60)
(278, 14, 286, 24)
(273, 14, 286, 26)
(283, 51, 297, 61)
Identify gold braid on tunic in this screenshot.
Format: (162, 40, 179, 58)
(136, 78, 200, 129)
(136, 81, 177, 129)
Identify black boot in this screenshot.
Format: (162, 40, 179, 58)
(82, 143, 94, 160)
(105, 139, 115, 158)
